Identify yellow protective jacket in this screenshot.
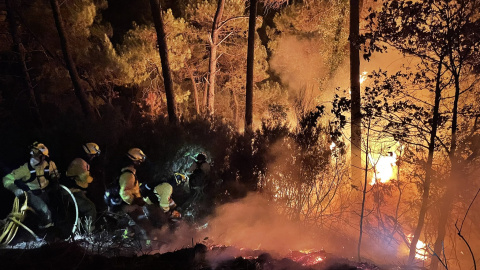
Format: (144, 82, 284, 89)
(119, 166, 140, 205)
(2, 160, 60, 193)
(66, 158, 93, 192)
(144, 182, 173, 213)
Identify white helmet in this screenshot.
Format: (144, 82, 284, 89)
(83, 143, 101, 155)
(127, 148, 146, 162)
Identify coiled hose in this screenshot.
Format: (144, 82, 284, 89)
(0, 185, 79, 246)
(0, 192, 38, 246)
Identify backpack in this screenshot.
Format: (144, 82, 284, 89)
(104, 169, 135, 212)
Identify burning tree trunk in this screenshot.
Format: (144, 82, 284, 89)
(206, 0, 225, 116)
(244, 0, 257, 133)
(6, 0, 42, 128)
(150, 0, 177, 124)
(49, 0, 95, 121)
(408, 55, 444, 265)
(350, 0, 362, 189)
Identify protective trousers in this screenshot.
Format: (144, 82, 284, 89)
(28, 191, 52, 227)
(72, 191, 97, 222)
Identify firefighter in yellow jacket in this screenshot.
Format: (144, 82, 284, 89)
(119, 148, 146, 206)
(139, 173, 186, 226)
(65, 143, 101, 225)
(2, 142, 60, 229)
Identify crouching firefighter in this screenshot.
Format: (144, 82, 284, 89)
(139, 173, 187, 228)
(2, 142, 60, 229)
(63, 143, 101, 230)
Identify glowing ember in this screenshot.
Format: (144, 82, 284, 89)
(288, 249, 326, 266)
(369, 152, 397, 185)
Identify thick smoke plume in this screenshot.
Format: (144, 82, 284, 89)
(204, 192, 320, 255)
(149, 192, 321, 253)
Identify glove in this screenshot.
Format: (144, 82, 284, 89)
(13, 189, 25, 197)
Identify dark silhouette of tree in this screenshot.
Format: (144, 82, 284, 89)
(244, 0, 257, 133)
(350, 0, 362, 190)
(6, 0, 42, 128)
(206, 0, 225, 116)
(150, 0, 177, 124)
(49, 0, 95, 121)
(244, 0, 287, 132)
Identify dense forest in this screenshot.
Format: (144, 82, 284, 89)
(0, 0, 479, 269)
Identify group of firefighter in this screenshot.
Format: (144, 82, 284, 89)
(1, 141, 211, 238)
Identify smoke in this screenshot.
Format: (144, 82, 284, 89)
(270, 35, 329, 115)
(269, 34, 412, 112)
(270, 35, 328, 94)
(146, 192, 324, 255)
(204, 193, 319, 255)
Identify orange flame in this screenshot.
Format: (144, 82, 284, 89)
(369, 152, 397, 185)
(407, 234, 428, 261)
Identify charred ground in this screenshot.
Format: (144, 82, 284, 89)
(0, 241, 381, 270)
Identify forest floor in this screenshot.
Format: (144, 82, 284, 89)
(0, 239, 385, 270)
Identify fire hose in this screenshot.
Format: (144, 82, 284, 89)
(0, 192, 38, 246)
(0, 184, 79, 246)
(59, 184, 79, 236)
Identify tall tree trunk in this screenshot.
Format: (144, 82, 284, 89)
(6, 0, 42, 128)
(358, 118, 371, 261)
(203, 77, 208, 114)
(350, 0, 362, 188)
(231, 89, 239, 128)
(49, 0, 95, 121)
(408, 55, 444, 265)
(150, 0, 177, 124)
(431, 59, 461, 270)
(207, 0, 225, 116)
(245, 0, 257, 133)
(185, 61, 200, 116)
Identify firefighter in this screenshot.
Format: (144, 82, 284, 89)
(119, 148, 146, 206)
(114, 148, 149, 240)
(187, 153, 210, 176)
(2, 142, 60, 229)
(187, 153, 211, 197)
(64, 143, 101, 228)
(103, 148, 147, 213)
(139, 173, 186, 227)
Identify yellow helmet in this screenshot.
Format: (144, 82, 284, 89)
(127, 148, 146, 162)
(83, 143, 101, 155)
(174, 172, 187, 185)
(31, 141, 49, 157)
